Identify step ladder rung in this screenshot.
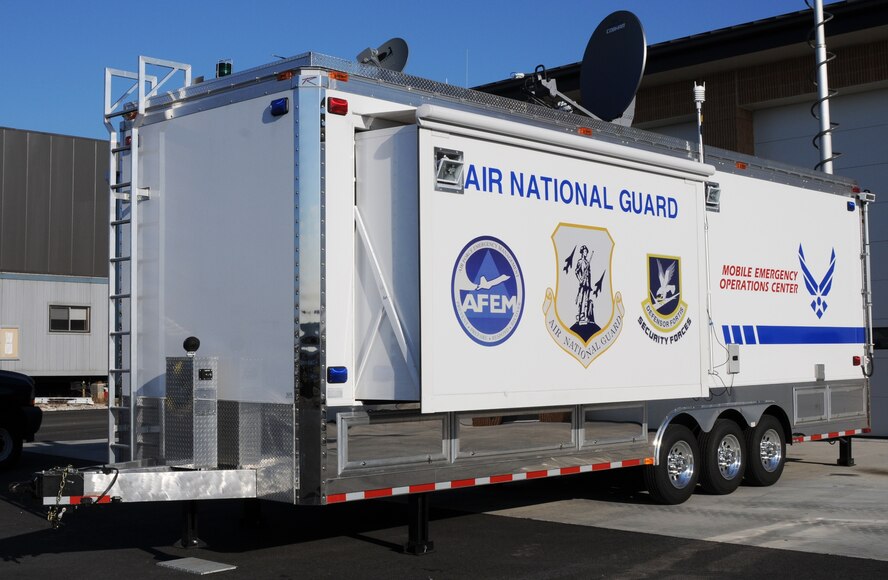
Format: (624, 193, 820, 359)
(111, 145, 132, 154)
(110, 368, 131, 374)
(109, 442, 131, 449)
(110, 256, 131, 263)
(111, 181, 132, 191)
(111, 218, 131, 226)
(110, 330, 131, 336)
(110, 293, 131, 300)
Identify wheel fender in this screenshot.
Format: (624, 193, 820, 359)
(652, 403, 774, 465)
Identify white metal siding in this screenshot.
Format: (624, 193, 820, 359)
(0, 275, 108, 375)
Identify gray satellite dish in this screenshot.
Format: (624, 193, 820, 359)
(580, 11, 647, 123)
(356, 37, 409, 72)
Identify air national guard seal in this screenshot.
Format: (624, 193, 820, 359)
(542, 223, 624, 367)
(452, 236, 525, 346)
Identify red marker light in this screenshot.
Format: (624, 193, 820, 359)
(852, 356, 862, 366)
(327, 97, 348, 116)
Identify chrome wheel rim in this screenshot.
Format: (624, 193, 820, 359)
(666, 440, 695, 489)
(759, 428, 782, 473)
(717, 434, 743, 480)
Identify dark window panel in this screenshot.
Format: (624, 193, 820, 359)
(874, 327, 888, 350)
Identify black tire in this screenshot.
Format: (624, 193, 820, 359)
(0, 424, 24, 469)
(644, 424, 699, 505)
(699, 419, 746, 495)
(744, 415, 785, 486)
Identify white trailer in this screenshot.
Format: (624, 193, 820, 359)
(33, 52, 874, 548)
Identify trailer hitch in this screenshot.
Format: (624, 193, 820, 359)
(7, 478, 37, 497)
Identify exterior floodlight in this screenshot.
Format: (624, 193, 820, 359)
(183, 336, 201, 357)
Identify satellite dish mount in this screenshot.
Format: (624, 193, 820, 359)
(522, 11, 646, 127)
(356, 37, 409, 72)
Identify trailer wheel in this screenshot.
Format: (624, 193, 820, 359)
(0, 424, 24, 469)
(699, 419, 746, 494)
(744, 415, 785, 486)
(644, 424, 699, 505)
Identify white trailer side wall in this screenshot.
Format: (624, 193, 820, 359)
(753, 88, 886, 432)
(705, 171, 865, 386)
(417, 125, 709, 412)
(136, 91, 295, 403)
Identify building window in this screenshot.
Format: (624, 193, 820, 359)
(49, 305, 91, 333)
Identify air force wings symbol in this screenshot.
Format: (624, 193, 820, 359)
(798, 244, 835, 319)
(542, 223, 624, 367)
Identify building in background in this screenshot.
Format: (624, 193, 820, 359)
(478, 0, 887, 433)
(0, 127, 109, 396)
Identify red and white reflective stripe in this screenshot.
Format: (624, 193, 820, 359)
(42, 495, 113, 506)
(325, 457, 653, 504)
(792, 427, 870, 443)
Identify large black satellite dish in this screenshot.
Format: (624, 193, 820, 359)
(356, 37, 409, 72)
(580, 11, 647, 122)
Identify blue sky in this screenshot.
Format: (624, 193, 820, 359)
(1, 0, 820, 139)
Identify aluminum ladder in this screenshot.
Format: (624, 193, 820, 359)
(103, 57, 191, 462)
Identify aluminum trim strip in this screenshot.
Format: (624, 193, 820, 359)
(324, 457, 653, 504)
(792, 427, 870, 443)
(416, 104, 715, 179)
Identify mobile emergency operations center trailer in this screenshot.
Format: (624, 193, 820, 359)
(33, 51, 874, 545)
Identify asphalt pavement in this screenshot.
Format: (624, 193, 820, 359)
(2, 411, 887, 579)
(35, 408, 106, 441)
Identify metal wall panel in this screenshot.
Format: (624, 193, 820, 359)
(1, 129, 28, 272)
(26, 132, 51, 273)
(49, 136, 74, 274)
(71, 139, 97, 275)
(0, 128, 108, 277)
(0, 275, 108, 376)
(92, 144, 108, 277)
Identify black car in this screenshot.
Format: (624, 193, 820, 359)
(0, 370, 43, 468)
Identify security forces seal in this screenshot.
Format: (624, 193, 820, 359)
(638, 254, 691, 344)
(451, 236, 525, 346)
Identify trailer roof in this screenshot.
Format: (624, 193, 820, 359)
(142, 52, 858, 196)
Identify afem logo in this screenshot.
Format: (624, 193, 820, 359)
(451, 236, 525, 346)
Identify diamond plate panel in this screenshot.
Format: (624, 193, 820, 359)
(135, 396, 163, 460)
(164, 357, 217, 468)
(218, 400, 262, 468)
(256, 402, 295, 503)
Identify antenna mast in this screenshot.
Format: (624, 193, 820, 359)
(694, 82, 705, 163)
(811, 0, 835, 174)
